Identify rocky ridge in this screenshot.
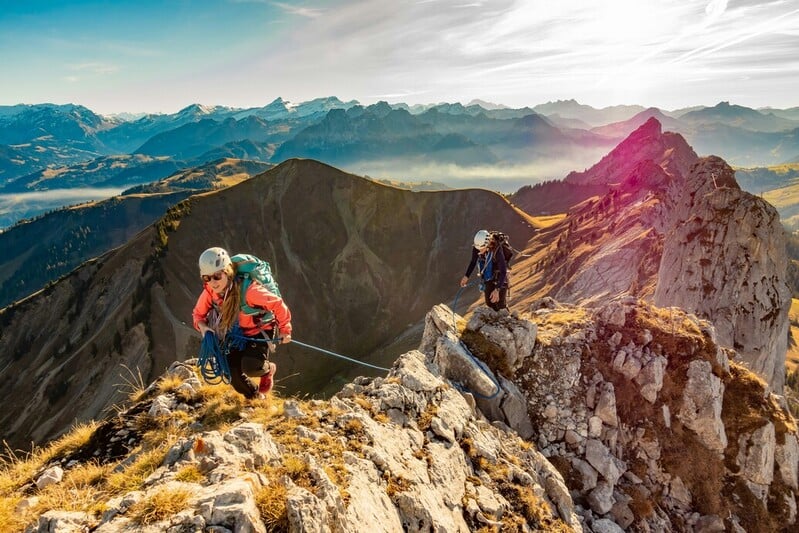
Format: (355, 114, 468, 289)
(10, 297, 798, 533)
(14, 318, 577, 532)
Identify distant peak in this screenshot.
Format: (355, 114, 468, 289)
(177, 103, 216, 115)
(637, 116, 662, 134)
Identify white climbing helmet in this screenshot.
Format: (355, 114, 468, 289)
(198, 247, 231, 276)
(473, 229, 491, 249)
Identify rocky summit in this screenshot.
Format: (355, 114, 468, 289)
(7, 296, 798, 532)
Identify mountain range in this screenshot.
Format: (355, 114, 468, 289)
(4, 98, 799, 191)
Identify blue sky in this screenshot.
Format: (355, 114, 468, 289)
(1, 0, 797, 114)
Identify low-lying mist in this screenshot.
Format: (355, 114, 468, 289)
(343, 155, 601, 193)
(0, 187, 125, 230)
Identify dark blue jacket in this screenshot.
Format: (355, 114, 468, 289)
(464, 245, 508, 288)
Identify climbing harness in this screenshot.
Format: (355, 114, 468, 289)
(449, 282, 501, 400)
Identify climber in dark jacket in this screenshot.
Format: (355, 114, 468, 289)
(460, 229, 508, 311)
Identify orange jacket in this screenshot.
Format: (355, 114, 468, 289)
(192, 281, 292, 337)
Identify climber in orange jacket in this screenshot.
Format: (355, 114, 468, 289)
(192, 247, 292, 399)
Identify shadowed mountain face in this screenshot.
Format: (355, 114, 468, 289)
(0, 158, 537, 449)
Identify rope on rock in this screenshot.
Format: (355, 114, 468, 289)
(449, 282, 501, 400)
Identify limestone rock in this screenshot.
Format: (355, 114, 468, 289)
(736, 422, 775, 488)
(677, 360, 727, 454)
(35, 465, 63, 490)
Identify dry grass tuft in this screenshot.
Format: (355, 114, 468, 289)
(117, 364, 148, 403)
(256, 483, 289, 531)
(417, 404, 438, 432)
(384, 471, 411, 498)
(198, 394, 246, 431)
(174, 464, 204, 484)
(106, 445, 169, 494)
(0, 421, 99, 497)
(156, 374, 185, 395)
(282, 455, 312, 487)
(0, 496, 29, 533)
(342, 418, 364, 436)
(127, 486, 191, 525)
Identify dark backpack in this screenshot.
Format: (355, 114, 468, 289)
(490, 231, 515, 266)
(231, 253, 281, 321)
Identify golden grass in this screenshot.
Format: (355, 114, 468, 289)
(156, 374, 186, 395)
(0, 421, 99, 496)
(174, 464, 204, 484)
(786, 298, 799, 372)
(417, 404, 438, 432)
(106, 445, 169, 495)
(0, 496, 28, 533)
(256, 483, 289, 531)
(117, 364, 148, 403)
(384, 471, 411, 498)
(532, 307, 589, 329)
(342, 418, 364, 436)
(530, 214, 567, 228)
(127, 486, 191, 525)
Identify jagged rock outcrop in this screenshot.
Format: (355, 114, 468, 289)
(564, 117, 697, 187)
(514, 121, 790, 394)
(433, 300, 798, 532)
(654, 156, 791, 392)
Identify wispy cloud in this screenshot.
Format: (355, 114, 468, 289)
(229, 0, 324, 17)
(272, 1, 324, 18)
(671, 6, 799, 65)
(4, 0, 797, 113)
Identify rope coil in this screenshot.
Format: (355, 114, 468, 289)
(197, 331, 232, 384)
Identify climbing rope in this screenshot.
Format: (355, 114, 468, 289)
(449, 282, 501, 400)
(224, 325, 391, 372)
(197, 331, 232, 384)
(290, 340, 390, 372)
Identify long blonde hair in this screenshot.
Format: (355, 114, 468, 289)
(219, 263, 240, 333)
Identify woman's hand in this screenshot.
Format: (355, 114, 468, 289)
(198, 322, 212, 336)
(281, 334, 292, 344)
(460, 276, 469, 287)
(490, 289, 500, 303)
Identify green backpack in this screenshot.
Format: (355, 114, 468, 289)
(231, 253, 282, 322)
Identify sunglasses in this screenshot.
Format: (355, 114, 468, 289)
(201, 271, 225, 283)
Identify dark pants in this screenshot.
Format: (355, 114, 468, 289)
(483, 280, 508, 311)
(227, 341, 271, 399)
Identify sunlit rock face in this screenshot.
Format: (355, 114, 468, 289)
(655, 156, 791, 393)
(513, 120, 789, 394)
